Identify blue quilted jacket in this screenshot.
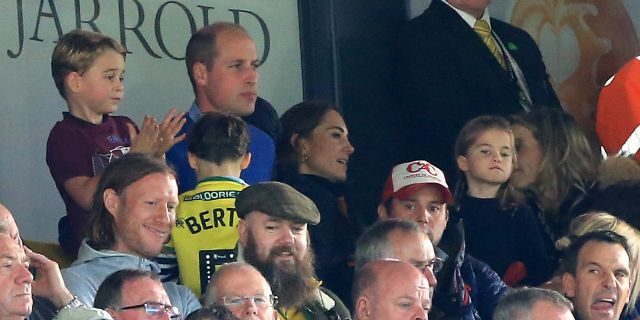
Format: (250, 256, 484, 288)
(431, 219, 509, 320)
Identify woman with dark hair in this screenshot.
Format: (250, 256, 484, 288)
(507, 108, 600, 243)
(276, 100, 356, 306)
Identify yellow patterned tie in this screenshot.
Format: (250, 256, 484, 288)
(473, 19, 506, 69)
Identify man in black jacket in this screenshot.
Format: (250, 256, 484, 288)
(396, 0, 559, 178)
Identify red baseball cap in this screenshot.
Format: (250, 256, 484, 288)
(381, 160, 452, 203)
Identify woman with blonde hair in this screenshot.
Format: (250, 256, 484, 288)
(508, 108, 599, 243)
(555, 212, 640, 319)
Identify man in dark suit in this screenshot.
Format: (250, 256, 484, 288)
(395, 0, 560, 180)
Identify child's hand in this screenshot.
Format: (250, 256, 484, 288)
(155, 107, 187, 157)
(129, 116, 161, 155)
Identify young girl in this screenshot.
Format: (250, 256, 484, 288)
(453, 115, 555, 286)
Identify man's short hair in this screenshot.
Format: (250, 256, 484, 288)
(493, 287, 573, 320)
(51, 29, 126, 99)
(203, 262, 262, 307)
(561, 230, 631, 275)
(355, 219, 424, 270)
(352, 260, 387, 306)
(189, 112, 249, 165)
(90, 153, 175, 250)
(185, 22, 249, 94)
(94, 269, 161, 310)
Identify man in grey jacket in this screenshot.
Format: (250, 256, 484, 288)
(61, 153, 200, 315)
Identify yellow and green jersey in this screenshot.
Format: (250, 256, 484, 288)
(172, 176, 247, 296)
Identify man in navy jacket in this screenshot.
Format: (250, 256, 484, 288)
(378, 160, 508, 319)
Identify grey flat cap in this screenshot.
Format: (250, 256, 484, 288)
(236, 181, 321, 225)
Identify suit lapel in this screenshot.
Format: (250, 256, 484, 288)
(426, 0, 513, 88)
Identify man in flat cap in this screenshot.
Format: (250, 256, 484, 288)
(236, 181, 351, 320)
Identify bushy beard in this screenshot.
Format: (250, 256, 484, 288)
(243, 231, 317, 308)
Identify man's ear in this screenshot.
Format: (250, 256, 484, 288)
(444, 204, 450, 223)
(103, 189, 120, 218)
(457, 155, 469, 172)
(241, 153, 252, 170)
(562, 272, 576, 298)
(238, 218, 249, 247)
(356, 297, 371, 320)
(188, 152, 198, 170)
(377, 203, 389, 220)
(193, 62, 208, 87)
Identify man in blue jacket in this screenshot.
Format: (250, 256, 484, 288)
(378, 160, 508, 319)
(167, 22, 280, 193)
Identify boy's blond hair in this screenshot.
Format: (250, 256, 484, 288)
(51, 29, 126, 99)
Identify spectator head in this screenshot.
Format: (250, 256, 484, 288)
(508, 108, 599, 211)
(0, 233, 32, 320)
(90, 153, 178, 258)
(276, 100, 354, 183)
(557, 212, 640, 312)
(378, 160, 452, 245)
(561, 230, 631, 320)
(0, 204, 21, 246)
(185, 22, 259, 116)
(203, 262, 277, 320)
(187, 111, 251, 170)
(353, 260, 430, 320)
(236, 182, 319, 308)
(453, 115, 514, 203)
(355, 219, 440, 288)
(493, 287, 574, 320)
(95, 269, 179, 320)
(51, 29, 126, 99)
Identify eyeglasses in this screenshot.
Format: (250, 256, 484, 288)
(117, 302, 181, 319)
(222, 295, 277, 308)
(414, 257, 444, 274)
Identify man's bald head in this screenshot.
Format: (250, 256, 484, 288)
(0, 204, 21, 245)
(204, 262, 277, 320)
(353, 260, 430, 320)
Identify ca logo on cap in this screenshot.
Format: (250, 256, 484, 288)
(406, 161, 437, 176)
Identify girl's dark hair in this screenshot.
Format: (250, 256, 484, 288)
(275, 100, 337, 179)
